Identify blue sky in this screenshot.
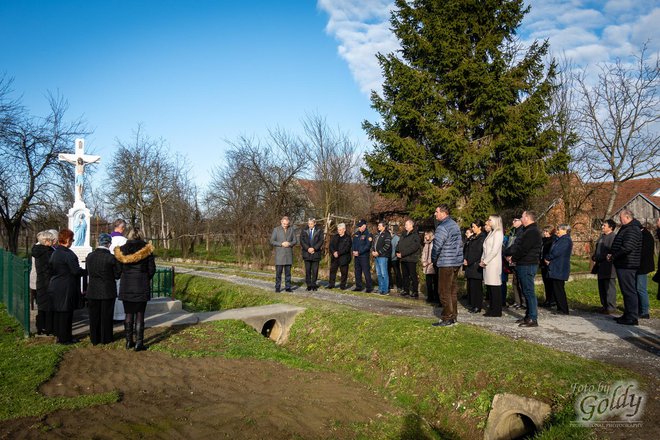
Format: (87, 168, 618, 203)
(1, 0, 658, 189)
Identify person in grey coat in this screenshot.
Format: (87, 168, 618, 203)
(270, 216, 298, 292)
(592, 219, 617, 314)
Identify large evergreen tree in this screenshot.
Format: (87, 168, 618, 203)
(363, 0, 566, 222)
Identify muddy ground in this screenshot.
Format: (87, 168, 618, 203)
(0, 338, 396, 440)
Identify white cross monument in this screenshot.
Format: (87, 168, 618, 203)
(58, 138, 100, 263)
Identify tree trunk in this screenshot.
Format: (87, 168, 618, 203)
(605, 181, 620, 219)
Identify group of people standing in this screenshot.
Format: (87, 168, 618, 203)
(29, 219, 156, 349)
(270, 206, 660, 329)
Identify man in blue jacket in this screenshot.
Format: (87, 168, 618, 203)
(431, 205, 463, 327)
(352, 220, 373, 292)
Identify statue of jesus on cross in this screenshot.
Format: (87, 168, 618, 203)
(58, 138, 101, 204)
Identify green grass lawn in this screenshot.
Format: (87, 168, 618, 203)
(0, 305, 119, 422)
(2, 272, 652, 439)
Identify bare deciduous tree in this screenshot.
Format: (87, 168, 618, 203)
(0, 77, 88, 253)
(301, 113, 361, 230)
(576, 44, 660, 218)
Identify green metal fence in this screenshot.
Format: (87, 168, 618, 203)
(152, 266, 175, 298)
(0, 249, 31, 337)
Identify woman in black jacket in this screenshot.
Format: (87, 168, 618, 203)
(86, 233, 121, 344)
(396, 220, 422, 298)
(464, 220, 486, 313)
(32, 231, 55, 335)
(114, 228, 156, 351)
(540, 225, 557, 308)
(47, 229, 84, 344)
(328, 223, 352, 289)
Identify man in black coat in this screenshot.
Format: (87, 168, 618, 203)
(86, 233, 122, 344)
(608, 209, 642, 325)
(328, 223, 352, 289)
(396, 220, 422, 298)
(505, 210, 543, 327)
(300, 218, 324, 291)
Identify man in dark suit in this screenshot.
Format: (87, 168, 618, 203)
(300, 218, 324, 291)
(85, 233, 122, 344)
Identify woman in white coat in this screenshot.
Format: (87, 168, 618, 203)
(481, 215, 504, 317)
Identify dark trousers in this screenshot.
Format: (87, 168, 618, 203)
(304, 260, 320, 288)
(597, 278, 617, 311)
(467, 278, 483, 310)
(616, 268, 638, 320)
(541, 268, 555, 304)
(53, 311, 73, 343)
(354, 256, 372, 290)
(388, 259, 402, 288)
(88, 298, 116, 345)
(551, 279, 569, 314)
(275, 265, 292, 290)
(438, 266, 460, 321)
(425, 273, 438, 303)
(36, 310, 53, 335)
(401, 261, 418, 294)
(329, 260, 348, 288)
(486, 285, 502, 316)
(516, 264, 538, 321)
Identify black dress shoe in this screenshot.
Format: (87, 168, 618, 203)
(365, 289, 373, 293)
(519, 319, 538, 327)
(400, 292, 409, 297)
(617, 319, 638, 326)
(275, 288, 281, 293)
(410, 293, 419, 299)
(483, 311, 502, 317)
(285, 288, 293, 292)
(352, 287, 363, 292)
(327, 285, 335, 289)
(469, 307, 481, 313)
(515, 317, 528, 324)
(639, 314, 650, 319)
(432, 320, 455, 327)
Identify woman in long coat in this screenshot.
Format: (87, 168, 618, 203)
(464, 220, 486, 313)
(482, 216, 504, 317)
(545, 224, 573, 315)
(32, 231, 55, 335)
(86, 233, 121, 345)
(47, 229, 83, 344)
(114, 228, 156, 351)
(421, 231, 437, 304)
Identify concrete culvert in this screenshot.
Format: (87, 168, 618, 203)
(484, 393, 551, 440)
(261, 319, 282, 341)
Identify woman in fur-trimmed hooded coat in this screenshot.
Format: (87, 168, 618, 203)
(114, 228, 156, 351)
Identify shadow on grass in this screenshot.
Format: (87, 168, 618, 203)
(398, 412, 461, 440)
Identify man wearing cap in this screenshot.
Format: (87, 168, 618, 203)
(85, 233, 122, 345)
(352, 220, 373, 292)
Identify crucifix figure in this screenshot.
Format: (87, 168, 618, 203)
(58, 138, 100, 204)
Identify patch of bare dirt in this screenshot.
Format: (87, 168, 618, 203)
(0, 347, 396, 439)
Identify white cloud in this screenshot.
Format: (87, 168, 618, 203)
(317, 0, 399, 95)
(318, 0, 658, 95)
